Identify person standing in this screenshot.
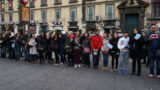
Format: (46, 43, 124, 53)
(14, 33, 21, 60)
(51, 34, 59, 65)
(72, 31, 82, 68)
(145, 24, 160, 78)
(46, 33, 53, 64)
(21, 31, 30, 62)
(37, 32, 46, 64)
(28, 33, 38, 64)
(101, 32, 110, 70)
(0, 33, 7, 58)
(129, 29, 143, 76)
(82, 32, 91, 68)
(110, 32, 120, 72)
(65, 32, 73, 66)
(117, 32, 130, 74)
(59, 33, 66, 64)
(90, 29, 102, 69)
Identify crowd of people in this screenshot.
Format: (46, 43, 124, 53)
(0, 24, 160, 79)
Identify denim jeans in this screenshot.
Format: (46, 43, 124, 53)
(60, 49, 65, 63)
(15, 47, 20, 60)
(23, 47, 30, 61)
(1, 46, 6, 57)
(148, 50, 160, 75)
(92, 51, 100, 67)
(103, 54, 109, 67)
(83, 54, 90, 66)
(30, 54, 37, 62)
(119, 50, 129, 70)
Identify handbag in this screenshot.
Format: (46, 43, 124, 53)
(84, 47, 90, 54)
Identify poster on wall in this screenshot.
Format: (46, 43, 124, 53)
(20, 6, 30, 22)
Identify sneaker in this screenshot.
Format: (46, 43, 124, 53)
(74, 64, 78, 68)
(61, 63, 64, 65)
(157, 75, 160, 79)
(78, 64, 81, 68)
(114, 69, 118, 72)
(149, 74, 154, 78)
(110, 69, 114, 72)
(123, 70, 127, 74)
(119, 70, 123, 74)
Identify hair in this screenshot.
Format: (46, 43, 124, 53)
(133, 28, 141, 34)
(150, 24, 157, 27)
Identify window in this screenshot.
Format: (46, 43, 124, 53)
(55, 9, 61, 21)
(41, 0, 47, 6)
(30, 11, 34, 21)
(87, 6, 95, 21)
(0, 0, 5, 11)
(41, 10, 47, 22)
(8, 0, 13, 10)
(69, 0, 78, 3)
(54, 0, 62, 5)
(106, 5, 114, 20)
(70, 8, 77, 21)
(153, 4, 160, 17)
(1, 14, 4, 22)
(30, 0, 35, 8)
(9, 13, 12, 22)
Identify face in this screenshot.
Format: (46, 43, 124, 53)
(96, 30, 100, 35)
(124, 33, 128, 38)
(103, 33, 107, 38)
(150, 25, 158, 33)
(84, 33, 88, 38)
(134, 29, 138, 34)
(76, 32, 80, 36)
(41, 33, 45, 37)
(25, 32, 28, 35)
(59, 34, 62, 38)
(114, 33, 118, 38)
(2, 34, 5, 38)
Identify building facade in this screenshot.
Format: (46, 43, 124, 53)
(0, 0, 159, 34)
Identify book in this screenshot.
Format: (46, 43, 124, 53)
(107, 43, 113, 49)
(135, 34, 141, 40)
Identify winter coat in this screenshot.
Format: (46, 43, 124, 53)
(109, 37, 120, 55)
(29, 38, 38, 55)
(129, 34, 144, 59)
(101, 38, 110, 54)
(82, 37, 91, 54)
(37, 36, 47, 51)
(90, 35, 102, 50)
(51, 37, 59, 51)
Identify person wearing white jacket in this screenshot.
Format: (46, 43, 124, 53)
(117, 32, 130, 74)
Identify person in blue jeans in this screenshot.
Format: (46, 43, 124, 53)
(21, 31, 30, 62)
(118, 32, 130, 74)
(14, 33, 21, 60)
(101, 32, 110, 70)
(145, 24, 160, 79)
